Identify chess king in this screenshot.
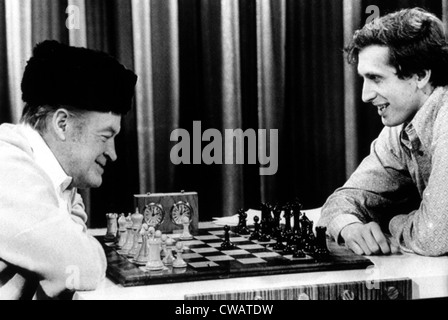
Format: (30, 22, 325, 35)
(0, 40, 137, 299)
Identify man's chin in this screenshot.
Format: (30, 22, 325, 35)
(76, 178, 103, 189)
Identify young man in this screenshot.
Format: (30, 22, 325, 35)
(318, 8, 448, 257)
(0, 40, 137, 299)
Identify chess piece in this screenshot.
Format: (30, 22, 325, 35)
(282, 204, 293, 240)
(314, 226, 330, 259)
(173, 241, 187, 268)
(302, 220, 316, 254)
(258, 217, 271, 242)
(261, 202, 275, 236)
(220, 225, 235, 250)
(128, 208, 144, 258)
(272, 204, 282, 239)
(179, 215, 193, 240)
(105, 213, 118, 242)
(293, 232, 306, 258)
(117, 213, 128, 248)
(272, 230, 285, 251)
(162, 237, 175, 266)
(283, 233, 295, 254)
(249, 216, 261, 241)
(146, 229, 164, 271)
(134, 224, 150, 265)
(291, 205, 302, 245)
(236, 209, 250, 235)
(118, 213, 134, 255)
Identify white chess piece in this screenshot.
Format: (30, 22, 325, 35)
(145, 230, 164, 271)
(173, 241, 187, 268)
(163, 237, 175, 266)
(179, 215, 193, 240)
(134, 224, 150, 265)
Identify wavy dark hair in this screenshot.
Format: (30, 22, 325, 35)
(345, 7, 448, 86)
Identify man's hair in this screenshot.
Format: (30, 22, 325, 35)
(345, 7, 448, 86)
(20, 40, 137, 126)
(21, 104, 85, 133)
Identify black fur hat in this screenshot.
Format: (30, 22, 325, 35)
(21, 40, 138, 114)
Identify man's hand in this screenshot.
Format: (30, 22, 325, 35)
(340, 222, 399, 255)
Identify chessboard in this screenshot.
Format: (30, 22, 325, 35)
(99, 226, 373, 287)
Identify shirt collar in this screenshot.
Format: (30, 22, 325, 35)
(403, 86, 447, 149)
(20, 124, 73, 193)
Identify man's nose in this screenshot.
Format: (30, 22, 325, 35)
(105, 139, 118, 162)
(361, 80, 376, 103)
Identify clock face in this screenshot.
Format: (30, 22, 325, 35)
(143, 203, 164, 227)
(170, 201, 193, 224)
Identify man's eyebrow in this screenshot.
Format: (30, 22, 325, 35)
(357, 71, 381, 78)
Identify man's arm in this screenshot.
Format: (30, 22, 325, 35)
(318, 126, 419, 254)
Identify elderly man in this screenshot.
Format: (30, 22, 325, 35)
(0, 40, 137, 299)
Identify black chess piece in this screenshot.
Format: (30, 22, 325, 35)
(282, 204, 293, 240)
(292, 205, 302, 244)
(272, 229, 285, 251)
(303, 221, 316, 254)
(293, 232, 306, 258)
(258, 217, 271, 242)
(283, 234, 295, 254)
(260, 202, 275, 236)
(249, 216, 261, 241)
(272, 204, 282, 239)
(221, 225, 235, 250)
(236, 209, 250, 235)
(314, 226, 330, 259)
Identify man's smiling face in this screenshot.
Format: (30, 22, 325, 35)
(357, 45, 428, 127)
(63, 111, 121, 189)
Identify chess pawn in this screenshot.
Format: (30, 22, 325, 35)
(146, 230, 164, 271)
(173, 241, 187, 268)
(162, 237, 175, 266)
(249, 216, 261, 241)
(117, 213, 128, 248)
(128, 208, 144, 258)
(220, 225, 234, 250)
(179, 215, 193, 240)
(134, 224, 150, 265)
(105, 213, 118, 242)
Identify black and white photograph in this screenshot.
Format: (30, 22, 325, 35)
(0, 0, 448, 306)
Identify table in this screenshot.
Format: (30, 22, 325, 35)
(74, 220, 448, 300)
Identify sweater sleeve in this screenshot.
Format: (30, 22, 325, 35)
(0, 131, 106, 298)
(317, 126, 420, 242)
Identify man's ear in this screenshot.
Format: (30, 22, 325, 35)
(416, 69, 431, 89)
(51, 109, 70, 141)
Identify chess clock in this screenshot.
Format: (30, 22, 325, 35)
(143, 203, 164, 227)
(170, 200, 193, 224)
(134, 191, 199, 235)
